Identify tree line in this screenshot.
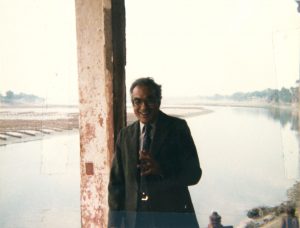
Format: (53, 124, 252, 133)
(0, 90, 44, 104)
(208, 87, 299, 104)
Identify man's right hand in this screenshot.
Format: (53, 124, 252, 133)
(138, 150, 162, 176)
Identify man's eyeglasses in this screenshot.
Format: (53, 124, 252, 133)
(132, 98, 158, 107)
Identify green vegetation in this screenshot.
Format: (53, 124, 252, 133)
(0, 90, 44, 105)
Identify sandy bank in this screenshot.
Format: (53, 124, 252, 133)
(0, 106, 213, 145)
(194, 101, 298, 112)
(0, 110, 79, 146)
(127, 106, 213, 123)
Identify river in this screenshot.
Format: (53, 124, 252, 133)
(0, 105, 298, 227)
(189, 106, 299, 227)
(0, 131, 81, 228)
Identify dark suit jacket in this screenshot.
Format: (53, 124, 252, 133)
(108, 111, 202, 228)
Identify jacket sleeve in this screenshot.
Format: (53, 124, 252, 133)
(159, 119, 202, 187)
(176, 119, 202, 186)
(108, 130, 125, 227)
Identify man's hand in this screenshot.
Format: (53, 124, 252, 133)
(138, 150, 162, 176)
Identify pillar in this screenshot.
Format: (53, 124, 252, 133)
(75, 0, 126, 227)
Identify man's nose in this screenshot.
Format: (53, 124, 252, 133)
(140, 101, 149, 109)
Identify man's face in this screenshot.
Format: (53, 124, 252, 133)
(131, 85, 160, 124)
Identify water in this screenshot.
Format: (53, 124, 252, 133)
(0, 106, 299, 227)
(188, 106, 299, 227)
(0, 132, 81, 228)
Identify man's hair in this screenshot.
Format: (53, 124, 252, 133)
(130, 77, 162, 102)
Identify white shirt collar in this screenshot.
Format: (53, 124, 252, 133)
(139, 121, 156, 134)
(140, 122, 145, 134)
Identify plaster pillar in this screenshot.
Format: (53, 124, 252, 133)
(75, 0, 126, 227)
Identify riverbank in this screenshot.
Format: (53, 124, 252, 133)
(237, 202, 294, 227)
(0, 109, 79, 146)
(127, 106, 213, 123)
(239, 181, 300, 228)
(194, 101, 299, 113)
(0, 105, 213, 146)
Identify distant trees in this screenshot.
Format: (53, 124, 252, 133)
(0, 90, 44, 104)
(209, 87, 298, 104)
(6, 90, 14, 100)
(267, 89, 280, 103)
(231, 87, 299, 103)
(290, 87, 299, 103)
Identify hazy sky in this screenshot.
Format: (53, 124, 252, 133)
(0, 0, 299, 104)
(0, 0, 77, 104)
(125, 0, 300, 97)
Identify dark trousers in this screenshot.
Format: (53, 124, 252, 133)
(135, 200, 199, 228)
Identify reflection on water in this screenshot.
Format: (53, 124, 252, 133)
(0, 106, 299, 227)
(232, 107, 300, 180)
(188, 106, 300, 227)
(232, 107, 299, 131)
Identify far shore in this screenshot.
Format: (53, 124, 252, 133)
(0, 105, 213, 146)
(1, 101, 297, 146)
(127, 106, 213, 124)
(183, 101, 298, 112)
(1, 100, 296, 111)
(1, 101, 296, 146)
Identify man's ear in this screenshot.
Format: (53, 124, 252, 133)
(157, 100, 161, 107)
(158, 97, 162, 105)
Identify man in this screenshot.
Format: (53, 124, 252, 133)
(108, 77, 202, 228)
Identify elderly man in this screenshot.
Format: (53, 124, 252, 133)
(108, 77, 202, 228)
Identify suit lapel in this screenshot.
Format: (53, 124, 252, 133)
(151, 111, 172, 157)
(128, 121, 140, 177)
(129, 111, 172, 159)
